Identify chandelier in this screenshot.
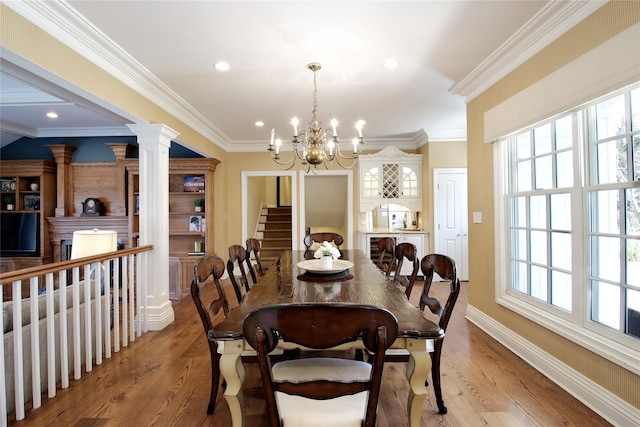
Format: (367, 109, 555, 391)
(268, 62, 365, 172)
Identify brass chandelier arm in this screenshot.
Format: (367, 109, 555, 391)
(267, 147, 297, 169)
(334, 136, 364, 161)
(330, 151, 359, 169)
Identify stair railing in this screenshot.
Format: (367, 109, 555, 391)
(0, 245, 152, 423)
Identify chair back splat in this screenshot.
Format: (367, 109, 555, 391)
(392, 242, 419, 298)
(243, 303, 398, 427)
(227, 244, 255, 303)
(303, 232, 344, 259)
(246, 237, 266, 280)
(375, 237, 396, 277)
(190, 255, 228, 414)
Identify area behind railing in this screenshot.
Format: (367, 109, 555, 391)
(0, 245, 153, 426)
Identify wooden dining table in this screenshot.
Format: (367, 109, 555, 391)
(212, 249, 444, 427)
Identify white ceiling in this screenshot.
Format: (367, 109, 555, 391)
(0, 1, 605, 152)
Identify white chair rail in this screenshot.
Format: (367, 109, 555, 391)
(0, 245, 153, 425)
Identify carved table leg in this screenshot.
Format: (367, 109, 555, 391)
(219, 340, 246, 427)
(405, 338, 431, 427)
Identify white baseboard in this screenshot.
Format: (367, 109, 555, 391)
(466, 305, 640, 426)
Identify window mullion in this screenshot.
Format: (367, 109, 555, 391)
(526, 196, 532, 296)
(619, 188, 627, 334)
(546, 194, 553, 304)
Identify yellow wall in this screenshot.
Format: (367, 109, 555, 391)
(466, 1, 640, 408)
(245, 176, 267, 240)
(420, 141, 467, 251)
(224, 152, 297, 247)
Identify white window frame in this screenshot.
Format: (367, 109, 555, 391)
(494, 87, 640, 374)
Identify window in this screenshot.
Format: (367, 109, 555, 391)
(362, 167, 379, 198)
(402, 166, 418, 196)
(497, 84, 640, 363)
(587, 89, 640, 339)
(508, 116, 575, 312)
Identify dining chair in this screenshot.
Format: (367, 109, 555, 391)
(375, 237, 396, 277)
(227, 244, 255, 304)
(418, 254, 460, 414)
(303, 232, 344, 259)
(190, 255, 228, 414)
(246, 237, 266, 282)
(376, 253, 460, 415)
(392, 242, 419, 299)
(243, 303, 398, 427)
(192, 254, 285, 416)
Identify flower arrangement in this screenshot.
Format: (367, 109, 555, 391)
(313, 241, 340, 260)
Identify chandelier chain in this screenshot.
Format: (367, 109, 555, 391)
(312, 68, 318, 123)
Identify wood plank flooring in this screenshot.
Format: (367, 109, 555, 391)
(8, 279, 610, 426)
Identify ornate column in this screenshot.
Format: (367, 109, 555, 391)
(127, 124, 178, 330)
(106, 143, 133, 216)
(45, 144, 75, 217)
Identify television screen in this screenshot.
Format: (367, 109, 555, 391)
(0, 213, 39, 256)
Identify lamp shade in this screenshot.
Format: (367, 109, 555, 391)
(70, 229, 118, 260)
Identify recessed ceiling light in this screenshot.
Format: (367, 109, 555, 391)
(46, 112, 58, 118)
(214, 61, 230, 71)
(255, 121, 264, 127)
(384, 58, 398, 69)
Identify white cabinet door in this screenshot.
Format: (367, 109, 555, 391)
(399, 163, 421, 200)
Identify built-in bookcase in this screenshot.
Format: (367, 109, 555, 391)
(0, 160, 56, 273)
(125, 158, 219, 299)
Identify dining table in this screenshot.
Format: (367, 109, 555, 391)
(212, 249, 444, 427)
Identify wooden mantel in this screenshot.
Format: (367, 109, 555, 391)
(47, 216, 129, 262)
(43, 143, 135, 263)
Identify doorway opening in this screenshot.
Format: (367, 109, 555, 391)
(242, 171, 298, 249)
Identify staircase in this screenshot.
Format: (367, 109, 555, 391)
(257, 206, 292, 268)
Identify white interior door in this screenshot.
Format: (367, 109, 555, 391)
(434, 168, 468, 280)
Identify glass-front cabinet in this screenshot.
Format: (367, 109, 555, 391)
(359, 146, 422, 212)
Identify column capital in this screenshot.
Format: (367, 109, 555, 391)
(127, 123, 178, 147)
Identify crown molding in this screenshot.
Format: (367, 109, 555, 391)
(0, 120, 133, 139)
(37, 126, 134, 138)
(451, 0, 607, 101)
(230, 129, 430, 153)
(0, 120, 37, 138)
(5, 0, 232, 151)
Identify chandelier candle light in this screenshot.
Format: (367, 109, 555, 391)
(268, 62, 365, 172)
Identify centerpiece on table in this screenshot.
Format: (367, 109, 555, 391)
(313, 241, 340, 269)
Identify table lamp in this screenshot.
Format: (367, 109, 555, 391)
(70, 229, 118, 292)
(70, 228, 118, 260)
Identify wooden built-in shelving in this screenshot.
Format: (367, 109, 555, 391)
(125, 158, 219, 299)
(0, 160, 56, 272)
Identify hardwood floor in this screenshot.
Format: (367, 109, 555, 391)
(8, 279, 610, 426)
